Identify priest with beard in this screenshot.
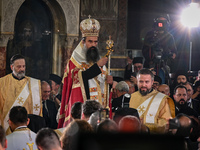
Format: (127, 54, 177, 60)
(129, 68, 175, 133)
(173, 85, 198, 118)
(58, 17, 113, 128)
(0, 54, 41, 135)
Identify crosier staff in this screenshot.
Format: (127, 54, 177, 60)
(105, 35, 114, 118)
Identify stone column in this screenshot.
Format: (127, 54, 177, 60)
(0, 33, 13, 77)
(62, 35, 78, 72)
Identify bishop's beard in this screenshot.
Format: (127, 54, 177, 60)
(86, 46, 100, 63)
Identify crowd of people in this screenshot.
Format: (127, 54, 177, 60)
(0, 16, 200, 150)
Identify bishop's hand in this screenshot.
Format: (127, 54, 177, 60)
(97, 57, 108, 67)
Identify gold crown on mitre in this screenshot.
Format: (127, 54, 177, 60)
(80, 15, 100, 37)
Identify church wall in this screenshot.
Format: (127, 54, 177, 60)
(0, 0, 80, 78)
(0, 0, 128, 78)
(80, 0, 128, 78)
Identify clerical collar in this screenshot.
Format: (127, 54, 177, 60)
(14, 126, 29, 132)
(14, 125, 33, 141)
(12, 73, 25, 80)
(187, 98, 192, 104)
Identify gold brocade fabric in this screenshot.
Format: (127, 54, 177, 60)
(130, 90, 173, 133)
(0, 74, 40, 134)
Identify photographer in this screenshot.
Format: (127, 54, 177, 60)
(124, 57, 143, 83)
(142, 15, 177, 73)
(167, 114, 199, 150)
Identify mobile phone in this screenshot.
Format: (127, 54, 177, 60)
(128, 50, 132, 59)
(99, 108, 109, 122)
(131, 72, 137, 77)
(122, 94, 131, 108)
(169, 118, 180, 129)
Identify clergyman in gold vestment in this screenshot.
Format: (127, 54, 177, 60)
(0, 54, 42, 134)
(129, 69, 174, 133)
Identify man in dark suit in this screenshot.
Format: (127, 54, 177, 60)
(184, 82, 200, 117)
(41, 81, 58, 129)
(112, 81, 130, 113)
(173, 85, 199, 118)
(49, 74, 62, 101)
(48, 74, 62, 110)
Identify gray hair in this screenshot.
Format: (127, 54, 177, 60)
(115, 81, 129, 93)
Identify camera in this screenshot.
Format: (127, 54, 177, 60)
(169, 118, 180, 129)
(121, 94, 131, 108)
(151, 31, 164, 61)
(99, 108, 109, 122)
(152, 45, 163, 60)
(131, 72, 137, 77)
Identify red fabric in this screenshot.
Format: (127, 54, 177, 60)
(109, 90, 113, 119)
(58, 60, 84, 128)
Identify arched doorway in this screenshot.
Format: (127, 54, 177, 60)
(6, 0, 53, 80)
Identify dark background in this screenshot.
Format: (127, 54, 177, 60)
(127, 0, 200, 72)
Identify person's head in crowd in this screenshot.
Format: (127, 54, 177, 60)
(152, 75, 162, 90)
(113, 107, 139, 125)
(114, 81, 129, 98)
(175, 113, 193, 137)
(8, 106, 29, 132)
(194, 80, 200, 93)
(125, 80, 135, 94)
(41, 81, 51, 101)
(36, 128, 62, 150)
(88, 111, 100, 131)
(96, 119, 118, 133)
(173, 85, 188, 109)
(132, 57, 143, 73)
(189, 116, 200, 142)
(174, 70, 188, 85)
(136, 68, 154, 96)
(197, 70, 200, 81)
(0, 126, 7, 150)
(81, 100, 102, 121)
(158, 84, 170, 96)
(10, 54, 26, 79)
(60, 119, 93, 150)
(112, 77, 123, 99)
(49, 74, 62, 94)
(119, 115, 141, 133)
(184, 82, 194, 101)
(71, 102, 83, 120)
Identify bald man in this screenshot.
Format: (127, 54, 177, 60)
(119, 115, 141, 133)
(158, 84, 170, 96)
